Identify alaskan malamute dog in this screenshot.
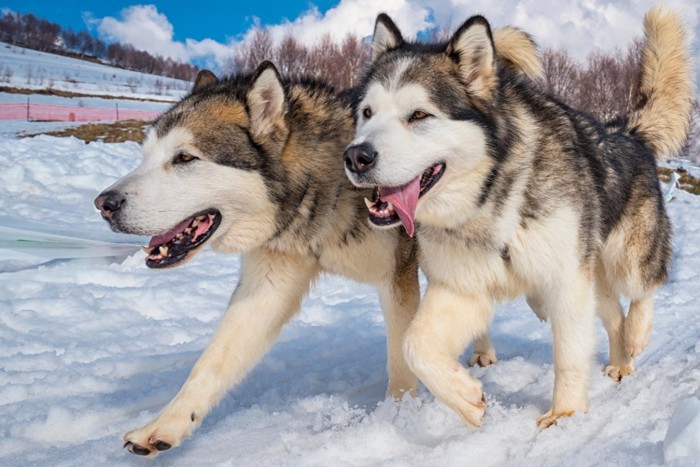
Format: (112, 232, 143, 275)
(94, 28, 541, 457)
(345, 7, 693, 428)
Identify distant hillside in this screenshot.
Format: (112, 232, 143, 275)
(0, 11, 198, 81)
(0, 42, 190, 101)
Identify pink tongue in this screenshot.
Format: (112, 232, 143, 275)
(379, 176, 420, 237)
(148, 219, 191, 248)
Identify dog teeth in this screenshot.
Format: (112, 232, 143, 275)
(364, 197, 373, 209)
(386, 202, 394, 211)
(141, 246, 154, 254)
(159, 245, 169, 256)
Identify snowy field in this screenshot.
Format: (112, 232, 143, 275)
(0, 91, 174, 113)
(0, 42, 188, 101)
(1, 126, 699, 466)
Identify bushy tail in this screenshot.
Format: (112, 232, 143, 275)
(626, 6, 695, 160)
(493, 27, 544, 81)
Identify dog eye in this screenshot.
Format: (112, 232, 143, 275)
(173, 152, 197, 164)
(362, 107, 372, 119)
(409, 110, 430, 121)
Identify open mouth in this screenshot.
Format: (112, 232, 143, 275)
(365, 163, 445, 237)
(143, 209, 221, 268)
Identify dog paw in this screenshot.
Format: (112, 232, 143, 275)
(123, 413, 195, 457)
(468, 349, 498, 368)
(443, 376, 487, 427)
(605, 362, 635, 382)
(454, 391, 487, 427)
(536, 409, 575, 429)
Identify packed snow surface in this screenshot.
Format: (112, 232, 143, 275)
(1, 133, 699, 466)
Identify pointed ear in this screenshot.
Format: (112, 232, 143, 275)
(446, 16, 497, 99)
(192, 69, 218, 92)
(246, 61, 287, 140)
(371, 14, 404, 62)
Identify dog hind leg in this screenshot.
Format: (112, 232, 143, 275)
(595, 263, 634, 381)
(469, 331, 498, 367)
(624, 293, 654, 358)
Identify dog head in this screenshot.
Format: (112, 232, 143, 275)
(344, 15, 540, 235)
(95, 62, 289, 268)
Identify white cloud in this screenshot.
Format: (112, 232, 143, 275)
(94, 4, 233, 68)
(253, 0, 431, 45)
(96, 5, 188, 61)
(420, 0, 698, 61)
(92, 1, 699, 81)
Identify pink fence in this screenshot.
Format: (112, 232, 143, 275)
(0, 102, 161, 122)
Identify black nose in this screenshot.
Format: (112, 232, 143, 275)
(94, 191, 126, 219)
(344, 143, 378, 174)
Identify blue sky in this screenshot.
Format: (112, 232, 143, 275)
(1, 1, 698, 76)
(0, 0, 338, 43)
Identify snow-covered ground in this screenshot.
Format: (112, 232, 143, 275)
(1, 27, 698, 467)
(0, 92, 174, 113)
(1, 124, 699, 466)
(0, 42, 188, 101)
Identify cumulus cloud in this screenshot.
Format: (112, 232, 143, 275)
(421, 0, 698, 61)
(96, 5, 189, 61)
(93, 4, 233, 68)
(91, 1, 699, 78)
(250, 0, 431, 45)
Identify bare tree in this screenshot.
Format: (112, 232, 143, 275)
(338, 34, 369, 88)
(230, 28, 274, 74)
(274, 34, 308, 79)
(540, 48, 581, 106)
(226, 30, 370, 90)
(539, 39, 643, 123)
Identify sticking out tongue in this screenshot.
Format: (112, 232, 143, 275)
(379, 176, 420, 237)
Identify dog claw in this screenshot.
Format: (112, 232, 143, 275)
(124, 441, 151, 456)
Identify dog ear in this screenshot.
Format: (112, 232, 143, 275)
(446, 16, 497, 100)
(371, 14, 404, 62)
(192, 69, 218, 92)
(247, 61, 287, 140)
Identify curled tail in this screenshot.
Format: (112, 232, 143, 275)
(493, 27, 544, 81)
(626, 6, 695, 160)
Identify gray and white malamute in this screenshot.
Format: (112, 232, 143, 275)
(345, 7, 693, 429)
(94, 29, 540, 457)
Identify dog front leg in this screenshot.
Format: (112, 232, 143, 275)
(377, 260, 420, 399)
(537, 273, 596, 429)
(123, 249, 318, 457)
(403, 283, 493, 426)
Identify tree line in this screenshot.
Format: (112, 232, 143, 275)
(0, 11, 199, 81)
(230, 28, 646, 123)
(227, 29, 368, 90)
(2, 10, 695, 160)
(229, 28, 695, 160)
